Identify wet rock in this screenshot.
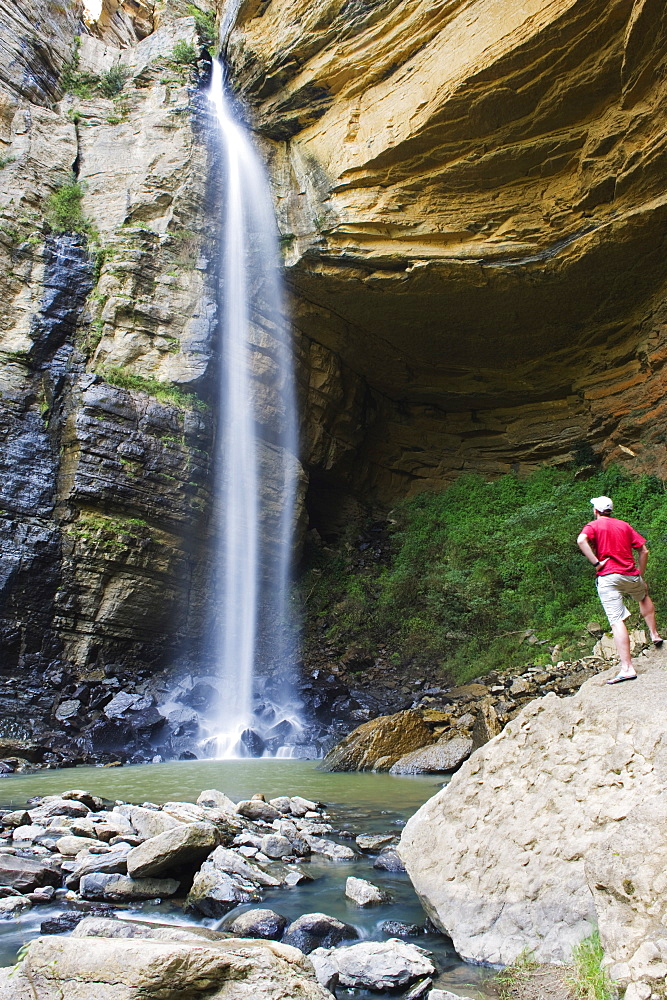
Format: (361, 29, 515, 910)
(236, 800, 281, 823)
(306, 837, 355, 861)
(241, 729, 266, 756)
(126, 821, 219, 878)
(356, 834, 395, 852)
(345, 876, 391, 906)
(402, 977, 433, 999)
(0, 855, 60, 892)
(79, 872, 179, 901)
(184, 865, 261, 918)
(379, 920, 424, 938)
(55, 700, 81, 721)
(389, 737, 473, 775)
(428, 991, 475, 1000)
(322, 711, 433, 772)
(282, 912, 359, 953)
(373, 848, 406, 873)
(227, 908, 289, 940)
(0, 896, 31, 917)
(309, 939, 436, 990)
(284, 869, 313, 887)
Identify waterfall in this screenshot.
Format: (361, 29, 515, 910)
(206, 60, 301, 759)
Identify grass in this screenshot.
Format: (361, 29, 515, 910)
(495, 950, 540, 999)
(570, 932, 614, 1000)
(300, 465, 667, 683)
(67, 512, 151, 552)
(97, 365, 208, 412)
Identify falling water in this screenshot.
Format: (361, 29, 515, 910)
(206, 60, 301, 758)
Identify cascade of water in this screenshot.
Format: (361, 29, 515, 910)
(205, 60, 302, 759)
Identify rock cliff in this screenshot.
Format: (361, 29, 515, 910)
(226, 0, 667, 530)
(399, 653, 667, 996)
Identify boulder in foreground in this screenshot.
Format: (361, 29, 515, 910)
(399, 658, 667, 995)
(0, 928, 335, 1000)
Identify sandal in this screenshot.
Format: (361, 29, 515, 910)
(606, 673, 638, 684)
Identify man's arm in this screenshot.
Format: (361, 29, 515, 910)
(577, 531, 608, 569)
(637, 543, 649, 576)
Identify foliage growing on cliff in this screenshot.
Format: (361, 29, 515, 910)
(187, 5, 216, 47)
(300, 466, 667, 682)
(97, 366, 208, 412)
(172, 41, 198, 66)
(45, 178, 90, 235)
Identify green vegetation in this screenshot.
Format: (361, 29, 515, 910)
(187, 4, 216, 46)
(494, 950, 539, 999)
(67, 512, 151, 552)
(172, 41, 198, 66)
(97, 365, 208, 412)
(45, 177, 90, 235)
(0, 156, 15, 170)
(301, 465, 667, 683)
(99, 64, 129, 98)
(570, 932, 613, 1000)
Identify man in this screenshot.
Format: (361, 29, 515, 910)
(577, 495, 662, 684)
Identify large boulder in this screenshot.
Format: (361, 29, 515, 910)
(126, 821, 219, 877)
(282, 913, 359, 954)
(399, 660, 667, 992)
(321, 710, 433, 771)
(0, 932, 335, 1000)
(309, 939, 436, 990)
(79, 873, 180, 901)
(0, 856, 60, 893)
(389, 737, 473, 775)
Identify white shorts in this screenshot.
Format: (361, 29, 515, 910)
(596, 573, 648, 626)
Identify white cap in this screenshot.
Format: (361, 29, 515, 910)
(590, 495, 613, 512)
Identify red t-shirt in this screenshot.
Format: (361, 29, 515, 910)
(581, 517, 646, 576)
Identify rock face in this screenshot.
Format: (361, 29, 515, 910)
(399, 658, 667, 993)
(321, 710, 433, 771)
(0, 929, 335, 1000)
(224, 0, 667, 531)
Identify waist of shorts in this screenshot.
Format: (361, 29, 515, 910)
(596, 571, 642, 580)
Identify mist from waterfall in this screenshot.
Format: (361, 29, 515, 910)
(206, 59, 301, 759)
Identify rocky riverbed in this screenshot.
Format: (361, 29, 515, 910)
(0, 776, 491, 1000)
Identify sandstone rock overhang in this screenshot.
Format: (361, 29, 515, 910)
(227, 0, 667, 498)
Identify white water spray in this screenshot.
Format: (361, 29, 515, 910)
(206, 60, 301, 759)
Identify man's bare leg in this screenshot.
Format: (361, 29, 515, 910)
(611, 619, 636, 676)
(639, 594, 662, 643)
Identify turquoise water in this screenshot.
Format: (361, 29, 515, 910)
(0, 760, 494, 998)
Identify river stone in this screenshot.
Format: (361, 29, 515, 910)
(429, 992, 476, 1000)
(65, 845, 132, 887)
(55, 699, 81, 721)
(197, 789, 238, 813)
(116, 805, 183, 840)
(72, 916, 228, 943)
(184, 865, 261, 918)
(12, 824, 47, 843)
(126, 821, 219, 878)
(261, 834, 293, 859)
(399, 662, 667, 984)
(306, 836, 355, 861)
(309, 939, 436, 990)
(0, 855, 60, 892)
(227, 908, 289, 940)
(2, 810, 29, 827)
(56, 835, 109, 856)
(269, 796, 292, 813)
(206, 846, 283, 887)
(236, 800, 281, 822)
(373, 848, 406, 873)
(321, 710, 433, 771)
(79, 873, 179, 901)
(282, 912, 359, 954)
(345, 876, 390, 906)
(356, 834, 395, 852)
(29, 797, 90, 821)
(389, 737, 473, 775)
(0, 896, 31, 917)
(0, 932, 335, 1000)
(379, 920, 424, 938)
(289, 796, 320, 816)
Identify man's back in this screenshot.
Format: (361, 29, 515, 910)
(581, 516, 645, 576)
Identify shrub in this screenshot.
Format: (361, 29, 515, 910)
(97, 365, 208, 412)
(99, 64, 129, 97)
(172, 41, 198, 66)
(186, 5, 216, 46)
(45, 177, 89, 234)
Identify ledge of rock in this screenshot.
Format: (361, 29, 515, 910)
(399, 653, 667, 993)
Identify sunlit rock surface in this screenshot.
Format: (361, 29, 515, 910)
(399, 655, 667, 991)
(226, 0, 667, 521)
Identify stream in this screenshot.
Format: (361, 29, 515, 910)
(0, 759, 495, 998)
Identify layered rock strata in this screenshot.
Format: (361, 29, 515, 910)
(399, 652, 667, 995)
(226, 0, 667, 527)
